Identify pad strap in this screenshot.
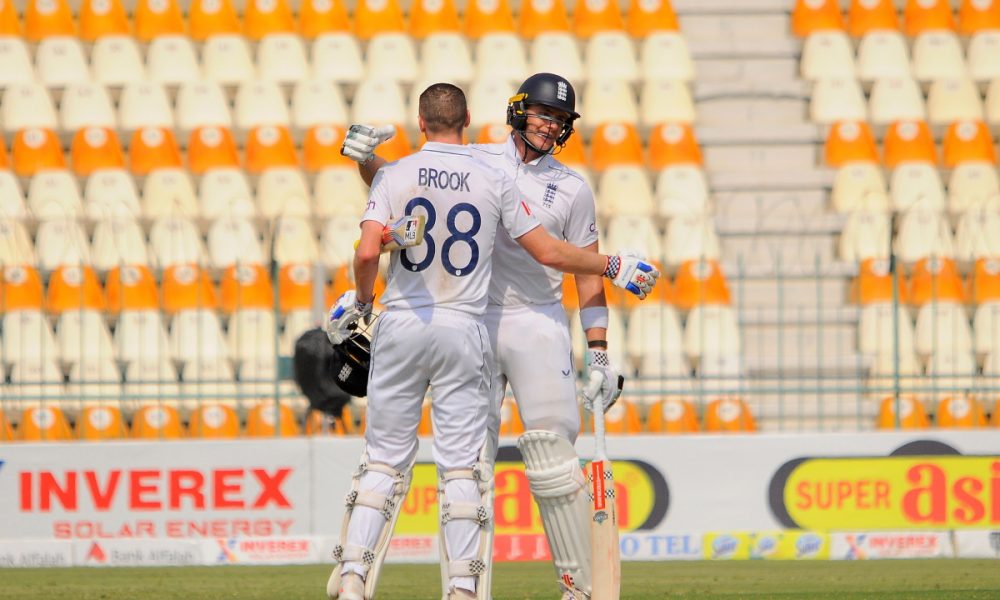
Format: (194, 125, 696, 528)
(448, 559, 488, 578)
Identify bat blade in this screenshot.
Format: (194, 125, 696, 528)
(590, 457, 621, 599)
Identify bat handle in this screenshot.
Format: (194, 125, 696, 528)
(588, 371, 608, 460)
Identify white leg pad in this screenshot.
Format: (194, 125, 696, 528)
(327, 450, 414, 600)
(517, 430, 592, 598)
(437, 450, 494, 600)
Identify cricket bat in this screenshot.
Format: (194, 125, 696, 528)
(586, 371, 621, 599)
(353, 214, 426, 253)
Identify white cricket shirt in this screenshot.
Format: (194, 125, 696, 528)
(470, 136, 599, 306)
(362, 142, 540, 316)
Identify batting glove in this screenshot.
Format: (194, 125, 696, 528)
(341, 124, 396, 165)
(326, 290, 373, 346)
(604, 253, 659, 299)
(582, 349, 624, 413)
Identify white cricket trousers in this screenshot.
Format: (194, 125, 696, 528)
(343, 307, 493, 594)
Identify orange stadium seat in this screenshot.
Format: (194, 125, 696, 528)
(574, 0, 624, 38)
(959, 0, 1000, 34)
(848, 0, 899, 37)
(648, 122, 702, 169)
(619, 263, 669, 310)
(908, 257, 966, 306)
(70, 127, 125, 177)
(936, 396, 987, 428)
(876, 395, 930, 429)
(0, 136, 8, 168)
(850, 258, 909, 305)
(703, 397, 757, 433)
(561, 275, 580, 310)
(554, 130, 586, 167)
(594, 399, 643, 434)
(792, 0, 844, 37)
(0, 0, 21, 35)
(1, 265, 44, 313)
(245, 402, 301, 437)
(220, 263, 274, 313)
(106, 265, 160, 314)
(244, 0, 295, 39)
(673, 259, 731, 311)
(824, 120, 879, 167)
(417, 400, 432, 436)
(78, 406, 128, 440)
(474, 124, 509, 145)
(12, 128, 66, 177)
(464, 0, 515, 38)
(970, 258, 1000, 305)
(187, 126, 241, 174)
(305, 406, 358, 435)
(377, 126, 413, 163)
(327, 264, 353, 305)
(303, 125, 354, 171)
(299, 0, 351, 38)
(129, 126, 183, 175)
(883, 120, 937, 168)
(410, 0, 460, 38)
(0, 408, 14, 441)
(354, 0, 405, 40)
(625, 0, 678, 37)
(245, 125, 298, 173)
(499, 398, 525, 435)
(278, 263, 314, 313)
(80, 0, 130, 41)
(24, 0, 75, 41)
(161, 264, 219, 315)
(590, 122, 644, 171)
(46, 266, 107, 315)
(18, 406, 73, 441)
(188, 404, 241, 438)
(943, 120, 997, 167)
(646, 398, 700, 433)
(131, 405, 184, 439)
(904, 0, 955, 36)
(518, 0, 570, 39)
(133, 0, 185, 41)
(189, 0, 240, 40)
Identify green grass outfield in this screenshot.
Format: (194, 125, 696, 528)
(2, 560, 1000, 599)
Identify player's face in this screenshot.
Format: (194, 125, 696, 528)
(524, 104, 571, 152)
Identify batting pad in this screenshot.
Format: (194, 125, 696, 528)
(517, 430, 592, 598)
(438, 444, 495, 600)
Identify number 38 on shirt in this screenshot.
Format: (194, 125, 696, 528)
(401, 197, 482, 277)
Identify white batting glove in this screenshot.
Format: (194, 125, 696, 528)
(326, 290, 373, 346)
(341, 124, 396, 165)
(603, 253, 659, 299)
(582, 349, 623, 413)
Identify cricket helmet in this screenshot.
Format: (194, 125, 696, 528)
(506, 73, 580, 151)
(329, 323, 374, 398)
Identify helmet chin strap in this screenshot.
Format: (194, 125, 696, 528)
(516, 129, 559, 159)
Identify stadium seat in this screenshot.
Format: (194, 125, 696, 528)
(61, 83, 117, 132)
(593, 399, 643, 434)
(258, 34, 309, 84)
(574, 0, 623, 38)
(257, 167, 311, 219)
(17, 405, 73, 441)
(640, 32, 694, 83)
(664, 214, 721, 267)
(625, 0, 677, 37)
(161, 265, 218, 315)
(655, 166, 709, 220)
(188, 403, 241, 437)
(189, 0, 241, 40)
(114, 309, 169, 364)
(176, 81, 232, 134)
(298, 0, 350, 38)
(0, 0, 18, 35)
(56, 309, 114, 365)
(119, 82, 174, 133)
(684, 304, 740, 359)
(673, 259, 730, 310)
(36, 37, 89, 88)
(220, 265, 274, 314)
(134, 0, 184, 41)
(584, 32, 637, 84)
(968, 32, 1000, 81)
(2, 310, 57, 365)
(987, 79, 1000, 126)
(227, 308, 277, 364)
(303, 125, 352, 171)
(188, 126, 241, 174)
(960, 0, 1000, 34)
(320, 215, 362, 268)
(876, 395, 930, 429)
(809, 78, 867, 124)
(24, 0, 74, 41)
(171, 308, 231, 364)
(912, 31, 965, 83)
(420, 34, 474, 84)
(311, 33, 365, 84)
(904, 0, 956, 36)
(971, 258, 1000, 305)
(625, 302, 686, 376)
(70, 127, 124, 177)
(956, 208, 1000, 262)
(801, 31, 855, 80)
(908, 257, 966, 307)
(350, 79, 408, 130)
(378, 127, 414, 163)
(949, 163, 1000, 215)
(150, 216, 207, 269)
(467, 79, 516, 131)
(645, 398, 699, 433)
(0, 408, 13, 441)
(792, 0, 844, 37)
(11, 128, 64, 178)
(131, 404, 184, 439)
(936, 395, 988, 428)
(464, 0, 515, 38)
(199, 168, 256, 221)
(498, 397, 525, 435)
(824, 121, 878, 167)
(208, 216, 265, 270)
(142, 168, 199, 220)
(125, 359, 182, 412)
(850, 258, 906, 305)
(0, 264, 43, 311)
(354, 0, 405, 40)
(46, 265, 106, 315)
(859, 302, 918, 362)
(0, 38, 33, 88)
(409, 0, 460, 38)
(316, 167, 367, 219)
(856, 30, 911, 82)
(649, 123, 702, 171)
(277, 264, 314, 314)
(82, 172, 138, 226)
(597, 168, 656, 220)
(75, 404, 126, 439)
(850, 0, 901, 39)
(147, 36, 201, 86)
(942, 120, 996, 168)
(66, 359, 124, 405)
(590, 123, 643, 171)
(27, 170, 83, 222)
(3, 84, 58, 134)
(129, 127, 183, 176)
(273, 215, 320, 264)
(883, 120, 937, 168)
(518, 0, 570, 38)
(244, 0, 295, 39)
(92, 36, 146, 87)
(245, 401, 301, 437)
(35, 219, 91, 270)
(280, 309, 316, 354)
(244, 126, 298, 173)
(974, 301, 1000, 356)
(202, 35, 256, 86)
(235, 80, 291, 132)
(890, 162, 946, 212)
(473, 35, 527, 84)
(105, 265, 158, 315)
(915, 301, 973, 358)
(869, 77, 926, 125)
(292, 80, 349, 133)
(640, 79, 694, 127)
(927, 78, 984, 126)
(895, 209, 955, 263)
(529, 33, 584, 84)
(0, 174, 28, 221)
(604, 215, 660, 265)
(367, 33, 419, 84)
(839, 209, 890, 262)
(703, 397, 756, 433)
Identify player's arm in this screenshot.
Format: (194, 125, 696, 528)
(353, 220, 382, 305)
(341, 125, 394, 186)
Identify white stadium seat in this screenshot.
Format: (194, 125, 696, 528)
(115, 310, 171, 365)
(202, 35, 256, 87)
(366, 33, 419, 84)
(257, 33, 310, 84)
(176, 81, 233, 133)
(234, 80, 290, 132)
(474, 33, 528, 84)
(585, 32, 639, 83)
(28, 170, 83, 221)
(915, 302, 973, 358)
(809, 78, 867, 124)
(272, 215, 319, 264)
(421, 33, 475, 85)
(91, 218, 150, 271)
(60, 82, 117, 132)
(869, 77, 926, 125)
(199, 168, 257, 220)
(147, 35, 202, 86)
(56, 310, 115, 366)
(927, 78, 984, 126)
(291, 79, 350, 131)
(800, 31, 855, 81)
(2, 310, 59, 366)
(530, 33, 584, 85)
(149, 215, 207, 269)
(2, 83, 58, 133)
(948, 163, 1000, 215)
(311, 33, 365, 84)
(890, 162, 946, 212)
(0, 37, 34, 88)
(640, 32, 694, 83)
(856, 30, 910, 82)
(143, 168, 200, 221)
(257, 167, 312, 220)
(36, 37, 90, 88)
(36, 218, 91, 270)
(92, 36, 146, 87)
(118, 82, 175, 133)
(839, 210, 890, 262)
(208, 216, 265, 270)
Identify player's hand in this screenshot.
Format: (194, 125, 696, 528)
(326, 290, 373, 346)
(604, 253, 659, 299)
(341, 124, 396, 165)
(582, 349, 623, 413)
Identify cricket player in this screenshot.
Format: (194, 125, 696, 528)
(326, 83, 658, 600)
(342, 73, 629, 599)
